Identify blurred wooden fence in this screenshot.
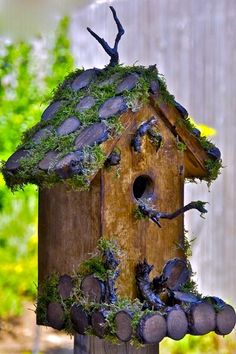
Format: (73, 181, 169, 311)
(71, 0, 236, 304)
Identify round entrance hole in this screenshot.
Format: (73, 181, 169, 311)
(133, 175, 154, 200)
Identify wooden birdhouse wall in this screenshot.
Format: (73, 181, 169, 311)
(101, 104, 185, 297)
(38, 104, 185, 298)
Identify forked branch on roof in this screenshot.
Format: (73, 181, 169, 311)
(87, 6, 125, 67)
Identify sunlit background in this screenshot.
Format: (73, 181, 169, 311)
(0, 0, 236, 353)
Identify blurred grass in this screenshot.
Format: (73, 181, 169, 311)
(0, 17, 74, 318)
(161, 332, 236, 354)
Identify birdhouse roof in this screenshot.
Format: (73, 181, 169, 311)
(2, 64, 222, 190)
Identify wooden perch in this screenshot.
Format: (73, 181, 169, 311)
(47, 302, 65, 330)
(87, 6, 124, 67)
(138, 200, 208, 228)
(137, 313, 167, 344)
(71, 304, 90, 335)
(215, 304, 236, 335)
(136, 259, 165, 309)
(187, 301, 216, 335)
(205, 298, 236, 335)
(114, 310, 133, 342)
(58, 274, 73, 299)
(91, 309, 109, 338)
(80, 275, 105, 302)
(166, 305, 188, 340)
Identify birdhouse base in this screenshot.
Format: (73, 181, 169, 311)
(36, 238, 236, 348)
(74, 334, 159, 354)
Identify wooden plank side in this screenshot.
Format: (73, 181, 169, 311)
(101, 105, 185, 298)
(74, 334, 159, 354)
(38, 172, 101, 283)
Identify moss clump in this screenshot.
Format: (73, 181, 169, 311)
(78, 256, 107, 281)
(176, 141, 187, 152)
(204, 158, 223, 185)
(78, 238, 120, 281)
(178, 117, 222, 185)
(97, 238, 119, 254)
(180, 279, 202, 299)
(133, 206, 149, 220)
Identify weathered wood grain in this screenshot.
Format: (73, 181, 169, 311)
(38, 172, 101, 283)
(74, 334, 159, 354)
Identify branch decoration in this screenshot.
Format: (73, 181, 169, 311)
(87, 6, 125, 67)
(137, 200, 208, 228)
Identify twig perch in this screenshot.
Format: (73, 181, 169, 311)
(138, 201, 208, 227)
(87, 6, 125, 67)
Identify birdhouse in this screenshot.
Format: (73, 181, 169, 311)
(2, 6, 235, 352)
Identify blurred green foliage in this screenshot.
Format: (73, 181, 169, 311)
(161, 332, 236, 354)
(0, 17, 74, 318)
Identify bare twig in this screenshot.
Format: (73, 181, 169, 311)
(87, 6, 124, 67)
(138, 201, 208, 228)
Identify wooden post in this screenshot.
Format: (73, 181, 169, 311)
(74, 334, 159, 354)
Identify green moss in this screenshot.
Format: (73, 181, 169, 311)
(204, 158, 223, 186)
(176, 141, 187, 152)
(77, 238, 120, 281)
(133, 206, 149, 220)
(180, 279, 202, 299)
(97, 238, 119, 254)
(79, 256, 107, 281)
